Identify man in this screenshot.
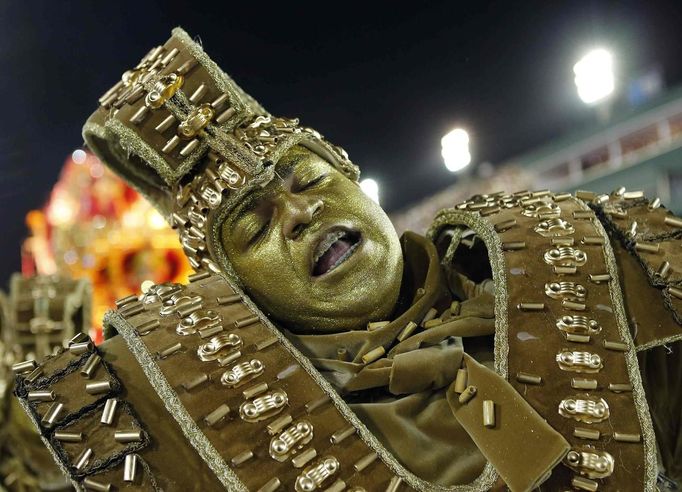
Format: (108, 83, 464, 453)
(14, 28, 682, 491)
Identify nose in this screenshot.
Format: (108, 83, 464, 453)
(281, 193, 323, 240)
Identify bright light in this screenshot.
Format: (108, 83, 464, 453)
(72, 149, 87, 164)
(147, 209, 167, 230)
(573, 49, 615, 104)
(441, 128, 471, 172)
(360, 178, 380, 204)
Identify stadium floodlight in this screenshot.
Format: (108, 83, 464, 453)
(360, 178, 380, 204)
(573, 49, 615, 104)
(441, 128, 471, 172)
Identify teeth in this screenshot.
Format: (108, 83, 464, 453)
(327, 241, 359, 273)
(314, 231, 347, 263)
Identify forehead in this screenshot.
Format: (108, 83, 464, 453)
(228, 148, 332, 219)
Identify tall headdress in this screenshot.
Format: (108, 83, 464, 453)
(83, 27, 359, 282)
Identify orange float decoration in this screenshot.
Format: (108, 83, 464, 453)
(22, 149, 191, 342)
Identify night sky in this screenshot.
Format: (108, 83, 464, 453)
(2, 0, 682, 283)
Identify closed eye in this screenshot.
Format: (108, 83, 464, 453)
(248, 220, 270, 246)
(299, 174, 328, 191)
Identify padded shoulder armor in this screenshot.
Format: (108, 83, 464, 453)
(429, 190, 657, 492)
(592, 190, 682, 349)
(101, 272, 419, 491)
(13, 334, 158, 491)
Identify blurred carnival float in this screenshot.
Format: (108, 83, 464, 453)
(21, 150, 191, 342)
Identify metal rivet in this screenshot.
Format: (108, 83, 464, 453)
(54, 431, 83, 442)
(603, 340, 628, 351)
(575, 190, 596, 201)
(114, 430, 143, 443)
(386, 476, 403, 492)
(330, 425, 356, 445)
(69, 342, 93, 355)
(157, 342, 183, 359)
(256, 337, 278, 351)
(502, 241, 526, 251)
(483, 400, 495, 428)
(123, 454, 137, 482)
(211, 93, 229, 109)
(100, 398, 118, 425)
(155, 114, 176, 133)
(216, 107, 236, 124)
(218, 351, 242, 367)
(572, 210, 593, 220)
(566, 333, 591, 343)
(367, 320, 390, 331)
(256, 477, 281, 492)
(362, 346, 385, 364)
(589, 273, 611, 283)
(160, 47, 179, 66)
(353, 452, 377, 472)
(120, 302, 144, 317)
(494, 218, 517, 232)
(231, 450, 254, 467)
(454, 368, 468, 393)
(217, 294, 241, 305)
(74, 448, 93, 471)
(82, 477, 111, 492)
(420, 307, 438, 326)
(458, 385, 477, 404)
(582, 236, 605, 245)
(85, 380, 112, 395)
(115, 294, 138, 308)
(81, 353, 102, 378)
(554, 266, 578, 275)
(562, 300, 586, 311)
(162, 135, 181, 154)
(574, 427, 600, 440)
(664, 216, 682, 228)
(613, 432, 640, 443)
(189, 83, 207, 103)
(235, 314, 260, 328)
(623, 190, 644, 199)
(41, 402, 64, 428)
(397, 321, 418, 342)
(182, 373, 209, 391)
(267, 414, 294, 435)
(12, 360, 38, 374)
(28, 390, 55, 402)
(551, 237, 575, 246)
(668, 286, 682, 300)
(517, 302, 545, 311)
(293, 448, 318, 469)
(608, 383, 632, 393)
(204, 404, 230, 427)
(635, 242, 660, 254)
(516, 372, 542, 385)
(243, 382, 269, 400)
(69, 333, 91, 345)
(572, 378, 598, 390)
(650, 197, 661, 209)
(135, 319, 160, 336)
(129, 105, 149, 124)
(657, 261, 671, 278)
(554, 192, 571, 202)
(572, 476, 598, 491)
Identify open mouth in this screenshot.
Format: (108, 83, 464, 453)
(312, 229, 362, 277)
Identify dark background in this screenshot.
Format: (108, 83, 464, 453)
(2, 0, 682, 283)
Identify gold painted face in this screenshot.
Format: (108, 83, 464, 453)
(221, 146, 403, 333)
